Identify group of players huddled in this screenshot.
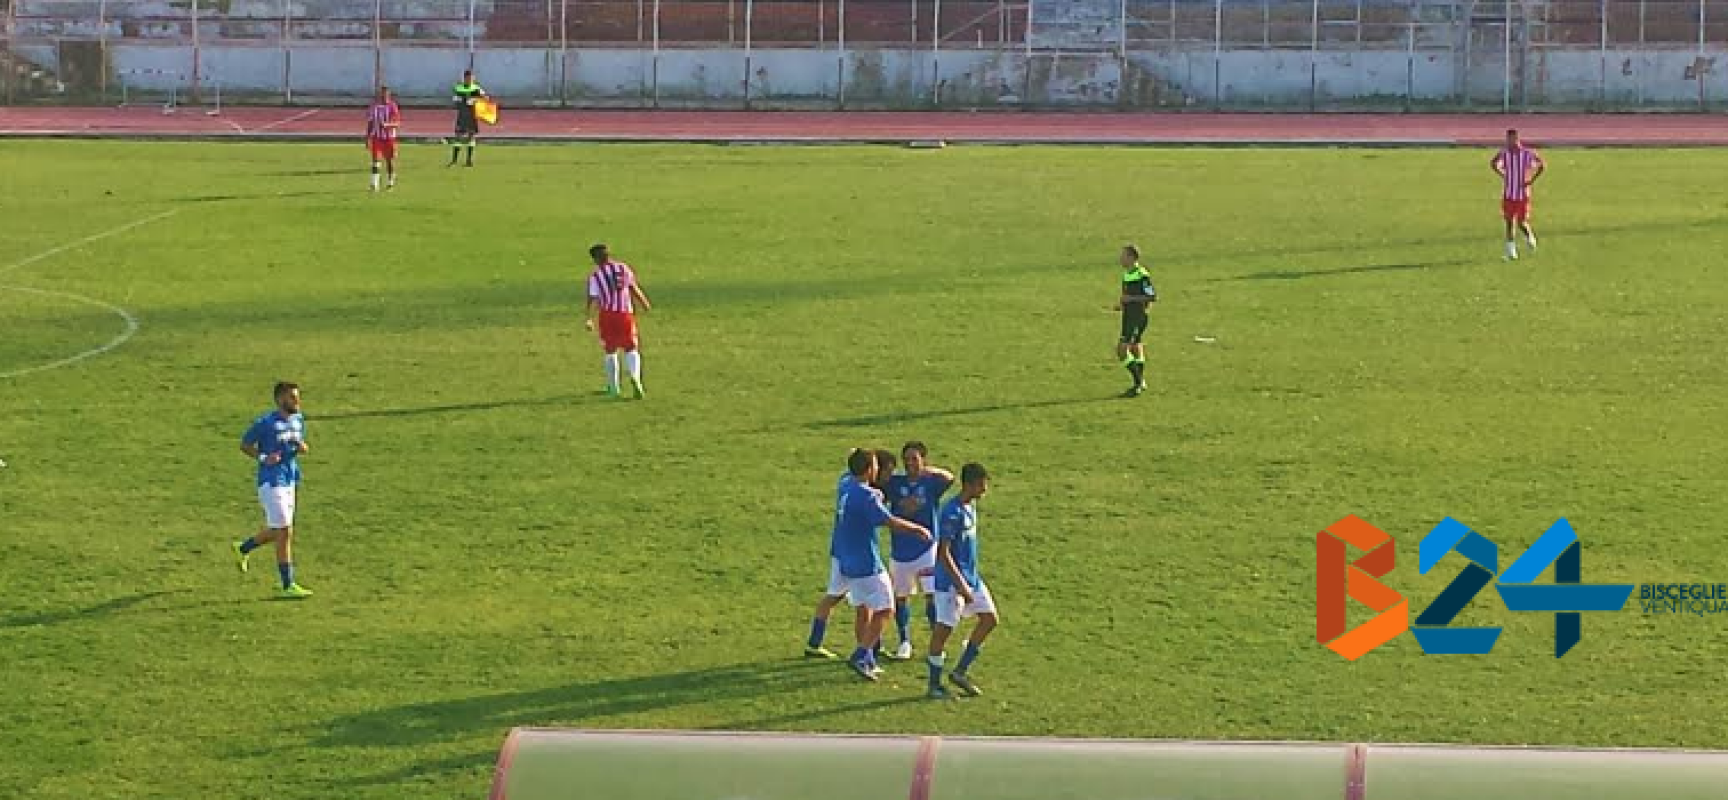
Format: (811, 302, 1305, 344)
(805, 443, 997, 700)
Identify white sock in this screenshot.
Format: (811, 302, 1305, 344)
(1525, 230, 1537, 247)
(387, 172, 395, 187)
(369, 172, 379, 190)
(624, 351, 641, 381)
(603, 353, 620, 390)
(1505, 240, 1517, 257)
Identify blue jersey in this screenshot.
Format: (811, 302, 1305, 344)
(885, 472, 952, 562)
(242, 410, 304, 488)
(934, 497, 981, 592)
(828, 473, 851, 557)
(831, 476, 893, 579)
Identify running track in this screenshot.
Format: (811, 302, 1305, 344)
(2, 106, 1726, 145)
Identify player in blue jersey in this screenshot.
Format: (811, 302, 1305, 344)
(882, 441, 954, 661)
(805, 469, 862, 661)
(804, 448, 931, 680)
(231, 382, 313, 599)
(927, 463, 995, 699)
(806, 448, 902, 662)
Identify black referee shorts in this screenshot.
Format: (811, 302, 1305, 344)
(1120, 313, 1148, 345)
(454, 115, 479, 138)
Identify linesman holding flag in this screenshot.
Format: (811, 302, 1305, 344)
(449, 69, 487, 167)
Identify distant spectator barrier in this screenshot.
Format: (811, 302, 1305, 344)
(3, 0, 1727, 109)
(487, 729, 1728, 800)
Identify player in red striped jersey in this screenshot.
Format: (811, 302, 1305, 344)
(365, 86, 401, 192)
(1491, 128, 1545, 260)
(583, 243, 653, 399)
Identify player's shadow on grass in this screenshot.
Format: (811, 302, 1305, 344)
(315, 394, 587, 421)
(0, 589, 181, 629)
(257, 168, 353, 178)
(173, 190, 345, 203)
(804, 395, 1119, 429)
(1216, 258, 1473, 282)
(312, 659, 850, 750)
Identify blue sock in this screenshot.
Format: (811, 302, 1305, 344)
(924, 597, 937, 626)
(957, 641, 983, 674)
(851, 646, 869, 664)
(927, 654, 945, 687)
(895, 603, 912, 644)
(238, 537, 259, 555)
(277, 562, 294, 589)
(807, 617, 828, 649)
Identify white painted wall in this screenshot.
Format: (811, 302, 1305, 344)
(36, 43, 1728, 108)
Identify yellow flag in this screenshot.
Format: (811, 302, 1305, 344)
(475, 98, 499, 125)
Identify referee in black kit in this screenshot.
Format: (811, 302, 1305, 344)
(449, 69, 487, 167)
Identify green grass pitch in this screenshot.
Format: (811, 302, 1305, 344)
(2, 140, 1726, 800)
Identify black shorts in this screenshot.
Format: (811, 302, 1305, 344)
(1120, 313, 1148, 345)
(454, 115, 479, 137)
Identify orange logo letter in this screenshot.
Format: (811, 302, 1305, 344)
(1316, 515, 1410, 660)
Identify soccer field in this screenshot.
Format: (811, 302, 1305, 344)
(2, 140, 1726, 800)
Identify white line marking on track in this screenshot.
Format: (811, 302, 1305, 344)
(0, 285, 141, 380)
(252, 109, 320, 133)
(0, 209, 179, 279)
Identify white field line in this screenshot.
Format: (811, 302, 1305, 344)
(0, 286, 140, 380)
(251, 109, 320, 133)
(0, 209, 176, 378)
(0, 209, 179, 279)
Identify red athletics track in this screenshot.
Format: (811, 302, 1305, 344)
(1, 106, 1726, 145)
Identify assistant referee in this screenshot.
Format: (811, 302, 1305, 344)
(449, 69, 487, 167)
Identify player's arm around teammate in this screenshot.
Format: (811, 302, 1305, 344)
(884, 441, 954, 661)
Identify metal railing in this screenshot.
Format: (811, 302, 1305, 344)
(3, 0, 1726, 109)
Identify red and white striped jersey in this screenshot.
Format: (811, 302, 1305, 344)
(1492, 146, 1543, 201)
(587, 261, 637, 314)
(366, 102, 400, 140)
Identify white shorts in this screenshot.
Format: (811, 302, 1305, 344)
(825, 558, 894, 612)
(934, 582, 997, 628)
(890, 551, 937, 597)
(258, 485, 296, 529)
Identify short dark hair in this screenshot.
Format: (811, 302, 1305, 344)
(273, 381, 299, 399)
(1123, 244, 1140, 260)
(873, 449, 898, 474)
(1506, 128, 1518, 136)
(589, 243, 610, 263)
(902, 441, 927, 458)
(847, 448, 875, 477)
(960, 463, 988, 484)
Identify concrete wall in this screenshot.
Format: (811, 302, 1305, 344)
(28, 42, 1728, 108)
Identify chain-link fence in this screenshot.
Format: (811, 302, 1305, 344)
(2, 0, 1725, 108)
